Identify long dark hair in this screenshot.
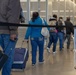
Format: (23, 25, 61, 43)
(31, 12, 39, 22)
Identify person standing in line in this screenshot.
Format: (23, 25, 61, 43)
(65, 17, 74, 49)
(47, 14, 58, 54)
(0, 0, 21, 75)
(24, 12, 49, 66)
(56, 17, 64, 51)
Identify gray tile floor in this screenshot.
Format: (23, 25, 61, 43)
(1, 28, 76, 75)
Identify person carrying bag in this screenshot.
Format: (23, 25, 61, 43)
(41, 18, 49, 37)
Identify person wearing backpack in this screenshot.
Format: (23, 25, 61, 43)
(47, 15, 57, 54)
(56, 17, 64, 51)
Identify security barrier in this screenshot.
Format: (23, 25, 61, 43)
(0, 21, 76, 69)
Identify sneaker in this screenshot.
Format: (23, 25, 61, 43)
(47, 47, 50, 53)
(62, 46, 64, 48)
(53, 52, 56, 55)
(39, 60, 44, 64)
(67, 47, 70, 49)
(60, 48, 63, 51)
(53, 52, 56, 54)
(32, 64, 36, 66)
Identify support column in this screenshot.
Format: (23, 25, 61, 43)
(64, 0, 66, 20)
(38, 0, 40, 14)
(48, 1, 52, 19)
(57, 0, 60, 18)
(26, 0, 30, 23)
(74, 28, 76, 68)
(73, 0, 75, 24)
(46, 0, 48, 23)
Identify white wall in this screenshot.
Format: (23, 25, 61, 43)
(20, 0, 76, 24)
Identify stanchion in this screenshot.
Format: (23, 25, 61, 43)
(74, 28, 76, 69)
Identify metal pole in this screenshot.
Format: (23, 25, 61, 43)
(74, 28, 76, 68)
(38, 0, 40, 14)
(69, 0, 70, 17)
(46, 0, 48, 23)
(57, 0, 59, 18)
(64, 0, 66, 20)
(73, 1, 76, 68)
(26, 0, 30, 23)
(48, 1, 52, 20)
(73, 0, 75, 24)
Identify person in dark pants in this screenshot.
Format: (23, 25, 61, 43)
(47, 15, 57, 54)
(65, 17, 74, 49)
(0, 0, 21, 75)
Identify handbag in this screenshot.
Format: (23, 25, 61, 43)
(0, 50, 8, 70)
(41, 18, 49, 37)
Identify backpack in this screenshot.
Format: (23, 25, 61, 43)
(56, 20, 64, 32)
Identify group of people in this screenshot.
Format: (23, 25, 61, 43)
(0, 0, 74, 75)
(25, 12, 74, 67)
(47, 15, 74, 54)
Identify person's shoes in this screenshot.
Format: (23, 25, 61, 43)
(53, 51, 56, 54)
(62, 46, 64, 48)
(67, 47, 70, 49)
(53, 51, 56, 55)
(32, 64, 36, 66)
(47, 47, 50, 53)
(60, 49, 62, 51)
(39, 60, 44, 64)
(60, 49, 63, 51)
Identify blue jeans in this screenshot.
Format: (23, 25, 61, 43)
(47, 32, 57, 52)
(56, 32, 64, 50)
(31, 37, 44, 64)
(0, 34, 17, 75)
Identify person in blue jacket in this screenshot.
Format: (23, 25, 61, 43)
(24, 12, 49, 66)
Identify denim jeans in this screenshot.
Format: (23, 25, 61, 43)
(0, 34, 17, 75)
(56, 32, 64, 50)
(31, 37, 44, 64)
(47, 32, 57, 52)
